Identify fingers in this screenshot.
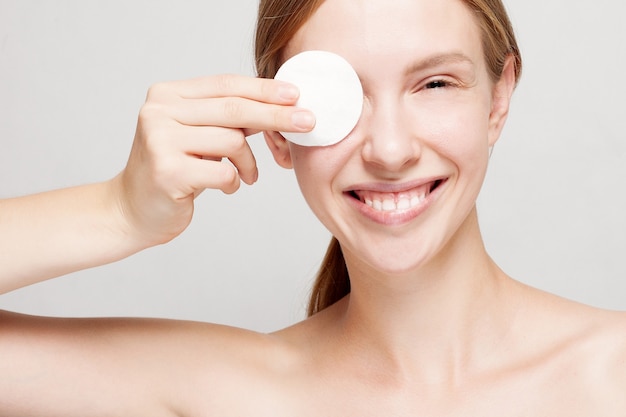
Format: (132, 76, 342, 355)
(137, 118, 258, 194)
(185, 158, 242, 195)
(121, 74, 309, 244)
(146, 75, 316, 135)
(164, 74, 298, 103)
(185, 126, 258, 186)
(170, 97, 316, 135)
(157, 135, 247, 196)
(134, 74, 313, 201)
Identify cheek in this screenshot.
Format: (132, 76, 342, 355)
(288, 140, 358, 227)
(419, 96, 492, 168)
(289, 143, 343, 197)
(288, 145, 338, 227)
(289, 140, 355, 183)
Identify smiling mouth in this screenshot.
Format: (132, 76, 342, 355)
(349, 179, 444, 212)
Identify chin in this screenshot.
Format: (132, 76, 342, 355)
(347, 242, 441, 278)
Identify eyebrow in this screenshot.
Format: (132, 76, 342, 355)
(403, 52, 475, 76)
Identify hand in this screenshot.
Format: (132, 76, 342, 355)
(116, 74, 315, 247)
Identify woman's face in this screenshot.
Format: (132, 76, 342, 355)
(269, 0, 514, 275)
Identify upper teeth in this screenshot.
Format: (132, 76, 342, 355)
(364, 194, 425, 212)
(357, 186, 430, 212)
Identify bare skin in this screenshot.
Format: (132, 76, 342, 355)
(1, 0, 625, 415)
(2, 276, 625, 416)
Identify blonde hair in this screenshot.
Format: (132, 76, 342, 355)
(254, 0, 522, 317)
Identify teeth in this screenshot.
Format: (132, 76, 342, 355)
(397, 199, 410, 210)
(363, 195, 425, 212)
(356, 186, 431, 212)
(382, 199, 396, 211)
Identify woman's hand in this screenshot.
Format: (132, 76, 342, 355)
(1, 74, 313, 292)
(116, 74, 314, 247)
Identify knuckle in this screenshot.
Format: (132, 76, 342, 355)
(136, 104, 168, 142)
(222, 97, 244, 121)
(214, 73, 235, 94)
(259, 78, 273, 99)
(273, 107, 288, 130)
(137, 103, 158, 123)
(146, 82, 169, 101)
(227, 132, 248, 154)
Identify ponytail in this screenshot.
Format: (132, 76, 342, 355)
(307, 237, 350, 316)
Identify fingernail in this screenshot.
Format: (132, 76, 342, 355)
(278, 83, 299, 101)
(291, 111, 316, 131)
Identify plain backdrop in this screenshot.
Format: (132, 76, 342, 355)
(1, 0, 625, 332)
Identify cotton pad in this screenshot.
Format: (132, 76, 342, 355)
(275, 50, 363, 147)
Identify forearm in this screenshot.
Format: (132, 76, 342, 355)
(0, 175, 146, 294)
(0, 75, 304, 295)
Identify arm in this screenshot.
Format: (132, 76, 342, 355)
(0, 74, 312, 415)
(0, 310, 281, 417)
(0, 179, 137, 293)
(0, 310, 182, 416)
(0, 74, 312, 295)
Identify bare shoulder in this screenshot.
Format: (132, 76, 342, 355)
(517, 286, 626, 412)
(540, 291, 626, 366)
(0, 309, 301, 416)
(560, 306, 626, 414)
(581, 308, 626, 400)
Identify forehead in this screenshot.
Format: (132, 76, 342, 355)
(285, 0, 484, 74)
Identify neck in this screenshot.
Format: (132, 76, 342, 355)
(334, 208, 519, 385)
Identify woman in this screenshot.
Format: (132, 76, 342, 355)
(1, 0, 625, 415)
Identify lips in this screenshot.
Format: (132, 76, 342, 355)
(347, 179, 445, 216)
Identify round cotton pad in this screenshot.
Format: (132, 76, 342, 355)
(275, 50, 363, 147)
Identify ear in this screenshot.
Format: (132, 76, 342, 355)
(263, 130, 293, 169)
(487, 55, 517, 147)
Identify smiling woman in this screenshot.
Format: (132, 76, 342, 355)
(1, 0, 626, 416)
(260, 0, 521, 314)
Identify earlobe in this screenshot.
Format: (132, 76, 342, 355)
(488, 55, 517, 146)
(263, 131, 293, 169)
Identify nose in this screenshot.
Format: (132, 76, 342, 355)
(359, 96, 422, 174)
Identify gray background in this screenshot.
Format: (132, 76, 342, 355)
(1, 0, 624, 332)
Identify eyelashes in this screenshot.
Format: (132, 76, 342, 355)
(360, 75, 465, 97)
(406, 77, 459, 95)
(424, 79, 451, 89)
